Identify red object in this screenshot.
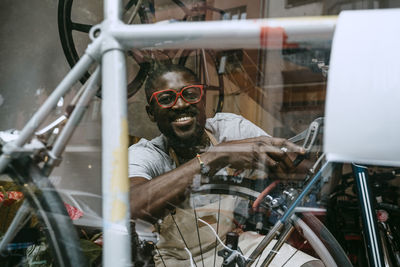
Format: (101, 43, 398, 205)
(0, 191, 24, 206)
(149, 85, 204, 108)
(252, 180, 280, 211)
(260, 26, 299, 49)
(377, 209, 389, 222)
(0, 190, 83, 221)
(64, 202, 84, 220)
(93, 236, 103, 247)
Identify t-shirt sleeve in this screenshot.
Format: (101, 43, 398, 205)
(128, 141, 172, 180)
(129, 136, 176, 180)
(206, 113, 270, 142)
(128, 145, 156, 180)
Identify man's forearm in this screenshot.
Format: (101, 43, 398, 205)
(129, 135, 307, 222)
(129, 151, 225, 222)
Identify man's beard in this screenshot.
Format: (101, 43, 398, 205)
(157, 105, 206, 149)
(163, 122, 204, 149)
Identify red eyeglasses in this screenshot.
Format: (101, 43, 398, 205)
(149, 85, 204, 108)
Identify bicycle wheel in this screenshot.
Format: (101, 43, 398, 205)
(58, 0, 152, 98)
(146, 176, 352, 267)
(0, 156, 86, 267)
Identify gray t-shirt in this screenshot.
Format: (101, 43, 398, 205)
(128, 112, 269, 179)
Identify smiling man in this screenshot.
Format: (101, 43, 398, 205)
(145, 67, 207, 154)
(128, 64, 311, 266)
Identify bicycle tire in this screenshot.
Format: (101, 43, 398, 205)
(188, 178, 353, 267)
(2, 156, 87, 267)
(58, 0, 151, 98)
(296, 212, 353, 267)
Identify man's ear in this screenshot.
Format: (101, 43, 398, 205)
(146, 104, 156, 122)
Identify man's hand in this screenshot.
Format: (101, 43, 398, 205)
(208, 136, 306, 179)
(131, 136, 307, 221)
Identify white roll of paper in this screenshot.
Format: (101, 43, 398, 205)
(324, 8, 400, 166)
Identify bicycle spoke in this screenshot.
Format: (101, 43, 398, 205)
(178, 49, 224, 115)
(171, 0, 191, 16)
(254, 254, 262, 267)
(261, 223, 295, 266)
(281, 240, 307, 267)
(71, 22, 92, 33)
(126, 0, 143, 24)
(171, 212, 198, 267)
(124, 0, 138, 11)
(192, 198, 205, 267)
(213, 194, 221, 267)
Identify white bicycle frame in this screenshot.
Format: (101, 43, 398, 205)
(0, 1, 337, 266)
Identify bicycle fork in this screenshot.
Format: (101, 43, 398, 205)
(245, 162, 331, 266)
(352, 164, 385, 267)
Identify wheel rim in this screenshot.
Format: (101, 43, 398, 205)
(57, 0, 151, 99)
(149, 178, 352, 267)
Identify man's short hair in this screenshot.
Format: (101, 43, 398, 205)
(144, 64, 199, 103)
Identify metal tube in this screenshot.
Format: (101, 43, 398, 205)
(352, 164, 385, 267)
(0, 201, 31, 254)
(0, 54, 94, 173)
(101, 49, 131, 267)
(50, 67, 100, 158)
(43, 67, 101, 175)
(281, 161, 329, 222)
(102, 2, 130, 266)
(261, 223, 295, 266)
(247, 162, 328, 265)
(112, 17, 337, 49)
(104, 0, 123, 21)
(246, 220, 284, 266)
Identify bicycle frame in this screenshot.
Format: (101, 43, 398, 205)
(245, 160, 389, 267)
(352, 164, 385, 266)
(0, 1, 339, 266)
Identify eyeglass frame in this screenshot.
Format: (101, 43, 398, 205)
(149, 84, 205, 108)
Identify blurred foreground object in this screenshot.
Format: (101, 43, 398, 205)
(324, 8, 400, 167)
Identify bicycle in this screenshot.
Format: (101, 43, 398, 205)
(58, 0, 225, 116)
(326, 166, 400, 266)
(0, 1, 398, 266)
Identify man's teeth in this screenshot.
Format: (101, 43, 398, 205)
(175, 116, 191, 122)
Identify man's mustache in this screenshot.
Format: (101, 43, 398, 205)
(170, 108, 199, 120)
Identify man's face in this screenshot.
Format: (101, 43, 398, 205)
(146, 71, 206, 147)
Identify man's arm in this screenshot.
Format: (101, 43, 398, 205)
(130, 157, 204, 223)
(130, 136, 305, 223)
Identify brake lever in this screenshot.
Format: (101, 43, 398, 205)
(302, 117, 323, 152)
(290, 117, 324, 167)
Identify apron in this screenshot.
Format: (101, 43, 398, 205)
(153, 131, 321, 266)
